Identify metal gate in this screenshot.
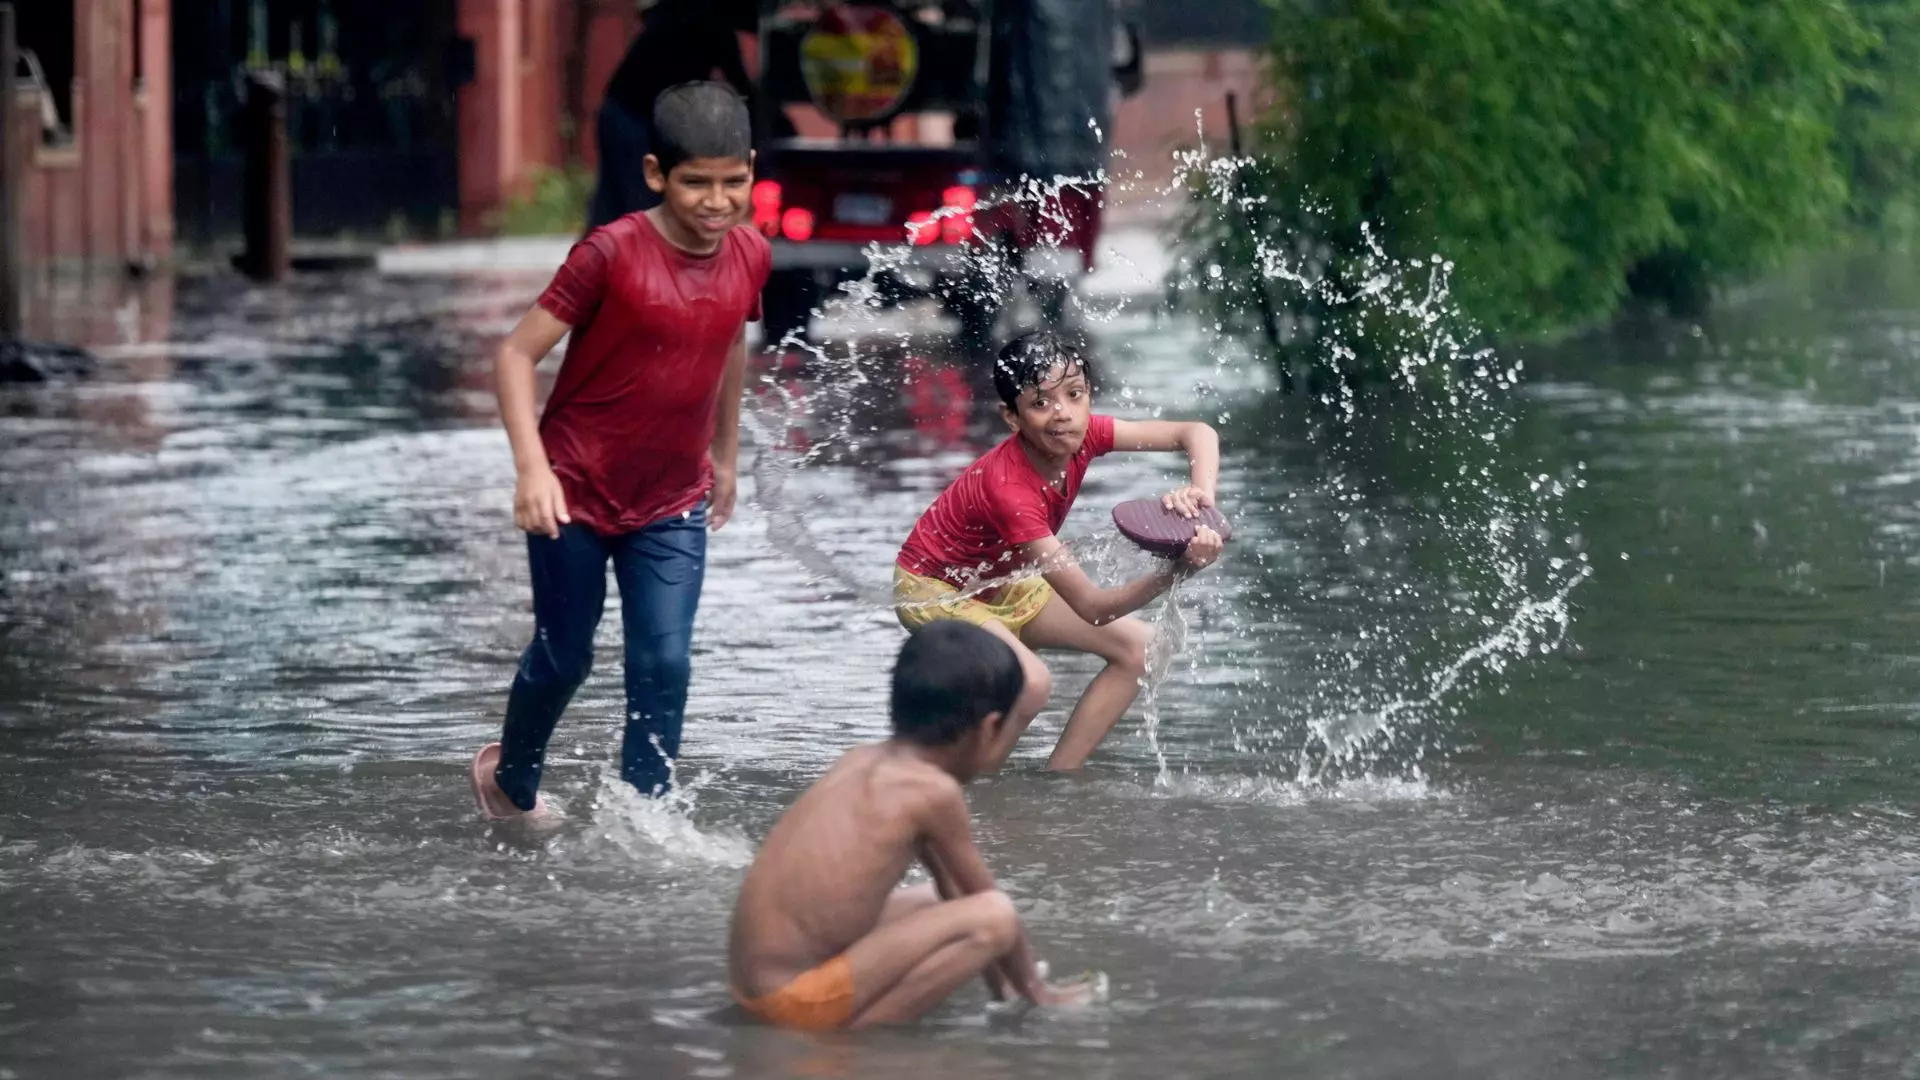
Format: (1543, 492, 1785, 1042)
(172, 0, 462, 251)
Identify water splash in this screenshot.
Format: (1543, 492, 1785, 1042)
(742, 148, 1589, 790)
(1167, 146, 1593, 782)
(1137, 575, 1190, 787)
(573, 765, 754, 870)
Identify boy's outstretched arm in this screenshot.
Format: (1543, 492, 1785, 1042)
(708, 328, 748, 531)
(1112, 419, 1220, 517)
(917, 778, 1079, 1006)
(497, 307, 575, 538)
(1026, 531, 1221, 627)
(917, 839, 1012, 1001)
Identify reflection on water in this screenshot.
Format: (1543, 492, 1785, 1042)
(4, 252, 1920, 1077)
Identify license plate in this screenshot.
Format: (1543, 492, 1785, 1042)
(833, 193, 893, 225)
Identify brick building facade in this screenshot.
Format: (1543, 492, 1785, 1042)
(11, 0, 172, 272)
(10, 0, 1266, 274)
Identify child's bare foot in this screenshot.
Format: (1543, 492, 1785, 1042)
(470, 743, 565, 836)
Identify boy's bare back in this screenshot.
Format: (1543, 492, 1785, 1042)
(726, 621, 1090, 1032)
(728, 742, 963, 997)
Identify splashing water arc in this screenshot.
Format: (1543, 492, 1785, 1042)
(743, 132, 1591, 789)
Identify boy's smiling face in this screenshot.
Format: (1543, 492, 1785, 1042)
(1002, 361, 1091, 460)
(645, 153, 754, 246)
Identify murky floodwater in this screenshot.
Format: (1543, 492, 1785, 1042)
(4, 249, 1920, 1079)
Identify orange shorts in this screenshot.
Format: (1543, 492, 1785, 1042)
(733, 955, 856, 1032)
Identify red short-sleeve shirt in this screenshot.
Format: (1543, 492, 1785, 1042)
(896, 414, 1118, 586)
(535, 213, 771, 535)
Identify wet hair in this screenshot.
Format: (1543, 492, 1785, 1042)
(651, 81, 752, 174)
(993, 329, 1091, 409)
(890, 622, 1025, 747)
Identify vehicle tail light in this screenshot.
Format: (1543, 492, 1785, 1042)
(940, 185, 975, 244)
(752, 180, 782, 235)
(781, 207, 815, 242)
(906, 211, 938, 246)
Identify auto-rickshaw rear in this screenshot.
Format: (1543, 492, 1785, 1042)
(750, 0, 1139, 346)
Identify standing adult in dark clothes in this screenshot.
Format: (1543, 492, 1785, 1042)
(589, 0, 758, 229)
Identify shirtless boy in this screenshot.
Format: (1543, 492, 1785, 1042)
(893, 330, 1224, 772)
(728, 621, 1095, 1031)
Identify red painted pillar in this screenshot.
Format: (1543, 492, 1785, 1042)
(117, 0, 137, 264)
(518, 0, 563, 174)
(457, 0, 522, 234)
(67, 0, 148, 270)
(74, 0, 111, 264)
(0, 3, 19, 335)
(139, 0, 172, 263)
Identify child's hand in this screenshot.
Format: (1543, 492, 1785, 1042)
(1162, 485, 1215, 519)
(1178, 525, 1223, 572)
(709, 464, 737, 531)
(1033, 970, 1107, 1009)
(514, 464, 571, 538)
(1034, 979, 1098, 1009)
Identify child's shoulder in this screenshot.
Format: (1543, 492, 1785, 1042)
(727, 222, 771, 249)
(725, 223, 773, 267)
(570, 215, 639, 258)
(844, 743, 963, 799)
(877, 750, 966, 812)
(595, 212, 650, 244)
(805, 746, 960, 835)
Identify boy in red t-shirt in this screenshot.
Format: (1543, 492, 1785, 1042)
(894, 331, 1225, 772)
(469, 83, 772, 824)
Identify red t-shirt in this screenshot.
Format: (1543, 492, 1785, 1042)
(896, 414, 1117, 586)
(535, 213, 771, 535)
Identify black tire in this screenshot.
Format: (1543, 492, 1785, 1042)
(760, 269, 819, 347)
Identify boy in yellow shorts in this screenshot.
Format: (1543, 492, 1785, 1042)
(892, 330, 1224, 771)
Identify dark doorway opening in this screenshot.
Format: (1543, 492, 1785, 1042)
(172, 0, 463, 251)
(15, 0, 76, 146)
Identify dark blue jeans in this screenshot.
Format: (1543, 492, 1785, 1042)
(494, 506, 707, 807)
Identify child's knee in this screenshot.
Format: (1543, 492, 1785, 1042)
(966, 890, 1021, 953)
(1111, 621, 1152, 676)
(627, 636, 693, 688)
(525, 635, 594, 689)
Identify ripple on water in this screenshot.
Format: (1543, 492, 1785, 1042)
(10, 192, 1920, 1076)
(985, 769, 1920, 965)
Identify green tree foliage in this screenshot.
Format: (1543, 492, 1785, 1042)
(1174, 0, 1900, 355)
(489, 167, 595, 237)
(1840, 0, 1920, 243)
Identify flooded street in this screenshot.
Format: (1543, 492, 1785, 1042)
(4, 254, 1920, 1078)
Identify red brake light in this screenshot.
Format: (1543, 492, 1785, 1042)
(940, 213, 970, 244)
(781, 207, 816, 242)
(906, 211, 937, 245)
(940, 185, 976, 244)
(753, 180, 783, 235)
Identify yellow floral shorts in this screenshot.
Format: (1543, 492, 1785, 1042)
(892, 567, 1053, 639)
